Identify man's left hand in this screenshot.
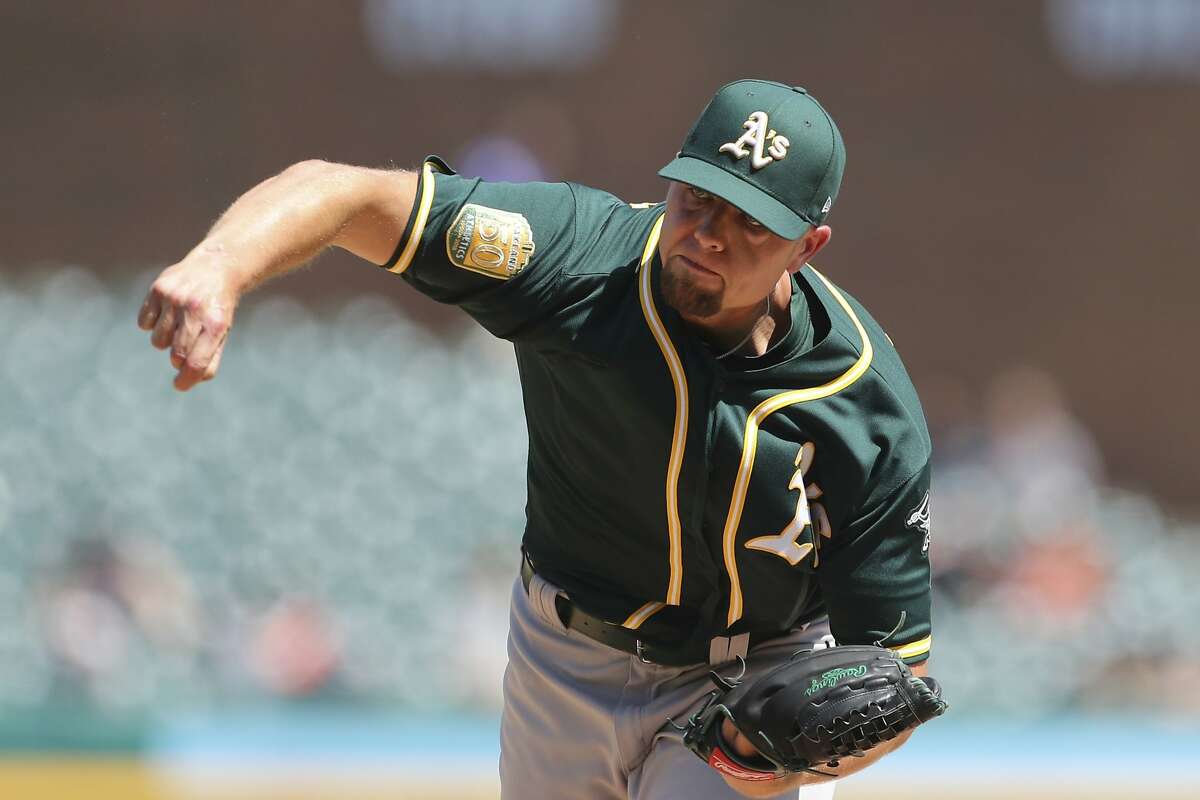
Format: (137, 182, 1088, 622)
(680, 648, 944, 798)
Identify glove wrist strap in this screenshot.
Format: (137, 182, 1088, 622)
(706, 745, 781, 783)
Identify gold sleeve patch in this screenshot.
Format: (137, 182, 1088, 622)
(445, 204, 536, 280)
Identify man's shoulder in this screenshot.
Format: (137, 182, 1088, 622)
(801, 267, 926, 422)
(559, 182, 665, 278)
(423, 167, 663, 272)
(565, 181, 665, 220)
(792, 267, 931, 498)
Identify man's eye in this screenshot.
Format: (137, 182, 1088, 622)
(690, 187, 711, 201)
(743, 214, 764, 229)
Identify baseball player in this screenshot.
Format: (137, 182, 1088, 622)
(138, 80, 941, 799)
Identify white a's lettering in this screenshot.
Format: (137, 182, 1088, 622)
(719, 112, 790, 170)
(745, 442, 831, 566)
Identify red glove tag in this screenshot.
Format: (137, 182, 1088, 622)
(707, 746, 778, 782)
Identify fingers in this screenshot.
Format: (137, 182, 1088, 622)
(137, 291, 162, 331)
(172, 309, 203, 369)
(720, 719, 760, 758)
(139, 261, 238, 391)
(173, 325, 228, 392)
(151, 302, 178, 350)
(206, 346, 224, 380)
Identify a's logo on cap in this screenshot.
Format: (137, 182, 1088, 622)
(719, 111, 790, 170)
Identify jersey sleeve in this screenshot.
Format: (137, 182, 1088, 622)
(380, 157, 578, 340)
(816, 463, 933, 664)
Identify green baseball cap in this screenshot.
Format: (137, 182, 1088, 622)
(658, 79, 846, 240)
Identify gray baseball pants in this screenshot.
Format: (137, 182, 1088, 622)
(499, 572, 838, 800)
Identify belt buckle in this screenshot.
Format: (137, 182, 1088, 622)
(635, 639, 653, 664)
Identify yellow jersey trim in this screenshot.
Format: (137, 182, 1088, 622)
(387, 161, 437, 275)
(892, 635, 932, 661)
(636, 215, 687, 608)
(722, 266, 875, 627)
(623, 600, 666, 630)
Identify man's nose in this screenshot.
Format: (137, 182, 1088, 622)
(693, 209, 726, 251)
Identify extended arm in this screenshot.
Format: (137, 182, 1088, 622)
(137, 160, 417, 391)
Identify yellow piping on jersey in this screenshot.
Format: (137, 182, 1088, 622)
(387, 161, 438, 275)
(633, 214, 687, 616)
(623, 600, 666, 630)
(891, 635, 932, 661)
(722, 266, 874, 627)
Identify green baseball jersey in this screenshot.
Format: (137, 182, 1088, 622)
(382, 158, 934, 664)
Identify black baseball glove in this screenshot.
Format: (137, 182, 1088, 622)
(679, 645, 946, 782)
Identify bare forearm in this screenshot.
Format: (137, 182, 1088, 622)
(138, 159, 416, 391)
(195, 159, 414, 293)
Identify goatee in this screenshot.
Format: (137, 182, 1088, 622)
(661, 259, 722, 319)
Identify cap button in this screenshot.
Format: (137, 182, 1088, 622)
(793, 86, 808, 94)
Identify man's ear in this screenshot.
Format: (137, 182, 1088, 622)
(787, 225, 832, 274)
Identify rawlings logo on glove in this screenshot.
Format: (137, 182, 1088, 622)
(804, 665, 867, 695)
(678, 645, 947, 780)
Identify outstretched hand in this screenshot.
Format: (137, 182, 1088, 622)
(137, 248, 241, 392)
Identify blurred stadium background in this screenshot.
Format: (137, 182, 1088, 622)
(3, 1, 1199, 797)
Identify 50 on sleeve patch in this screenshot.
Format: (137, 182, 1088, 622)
(445, 204, 536, 279)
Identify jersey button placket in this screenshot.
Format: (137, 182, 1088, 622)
(693, 359, 726, 614)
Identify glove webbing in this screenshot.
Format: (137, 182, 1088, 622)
(822, 706, 912, 760)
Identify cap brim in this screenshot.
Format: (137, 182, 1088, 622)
(658, 156, 812, 240)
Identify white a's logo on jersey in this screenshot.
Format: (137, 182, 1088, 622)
(719, 111, 790, 170)
(745, 442, 831, 566)
(906, 491, 932, 555)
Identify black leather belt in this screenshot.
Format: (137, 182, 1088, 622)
(520, 552, 780, 667)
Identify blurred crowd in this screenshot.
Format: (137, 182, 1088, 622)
(926, 366, 1200, 717)
(0, 266, 1197, 729)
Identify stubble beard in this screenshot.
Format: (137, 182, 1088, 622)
(661, 258, 723, 319)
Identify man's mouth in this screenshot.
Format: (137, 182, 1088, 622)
(677, 255, 719, 278)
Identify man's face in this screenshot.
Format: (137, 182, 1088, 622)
(658, 181, 807, 322)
